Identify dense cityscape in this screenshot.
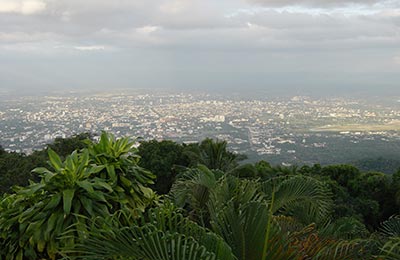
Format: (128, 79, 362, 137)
(1, 90, 400, 167)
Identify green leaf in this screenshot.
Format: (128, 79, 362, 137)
(48, 149, 63, 171)
(262, 176, 333, 224)
(16, 249, 23, 260)
(89, 191, 107, 203)
(19, 207, 37, 223)
(43, 194, 61, 211)
(93, 179, 113, 192)
(79, 196, 94, 216)
(106, 165, 117, 184)
(120, 176, 132, 187)
(139, 185, 154, 199)
(77, 180, 94, 193)
(37, 239, 46, 252)
(77, 150, 90, 174)
(87, 165, 106, 177)
(32, 167, 54, 178)
(19, 183, 45, 196)
(45, 213, 59, 241)
(63, 189, 75, 215)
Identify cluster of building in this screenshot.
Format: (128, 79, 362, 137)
(1, 92, 399, 165)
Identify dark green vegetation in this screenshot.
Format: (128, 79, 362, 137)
(0, 133, 400, 259)
(246, 135, 400, 174)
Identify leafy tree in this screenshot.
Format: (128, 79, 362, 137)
(322, 179, 362, 220)
(184, 138, 245, 172)
(47, 132, 92, 158)
(301, 164, 397, 228)
(353, 157, 400, 174)
(350, 172, 395, 226)
(350, 172, 390, 199)
(392, 170, 400, 209)
(299, 163, 322, 176)
(393, 169, 400, 186)
(0, 152, 40, 193)
(321, 164, 361, 187)
(228, 160, 278, 179)
(228, 163, 259, 178)
(138, 140, 190, 194)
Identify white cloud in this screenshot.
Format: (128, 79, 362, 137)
(21, 0, 45, 14)
(136, 25, 160, 34)
(247, 0, 384, 8)
(0, 1, 16, 13)
(74, 45, 105, 51)
(379, 9, 400, 17)
(0, 0, 46, 15)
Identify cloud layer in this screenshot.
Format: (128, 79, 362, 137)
(0, 0, 399, 94)
(247, 0, 385, 7)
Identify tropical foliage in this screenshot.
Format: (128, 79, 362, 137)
(138, 140, 190, 194)
(0, 133, 399, 259)
(0, 132, 155, 259)
(184, 138, 246, 172)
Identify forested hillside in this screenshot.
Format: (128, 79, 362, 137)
(0, 133, 399, 259)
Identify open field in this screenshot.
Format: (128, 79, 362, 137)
(310, 121, 400, 132)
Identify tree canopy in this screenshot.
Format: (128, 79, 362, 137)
(0, 133, 399, 259)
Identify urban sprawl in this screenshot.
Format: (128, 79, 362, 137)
(1, 92, 400, 166)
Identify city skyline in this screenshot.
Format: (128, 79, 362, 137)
(1, 91, 400, 171)
(0, 0, 399, 95)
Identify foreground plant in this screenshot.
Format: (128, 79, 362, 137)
(64, 203, 236, 260)
(0, 133, 155, 260)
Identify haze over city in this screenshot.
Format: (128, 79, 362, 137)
(0, 0, 399, 95)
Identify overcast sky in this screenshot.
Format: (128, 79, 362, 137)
(0, 0, 399, 95)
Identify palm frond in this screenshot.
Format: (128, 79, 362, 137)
(262, 176, 333, 224)
(169, 165, 225, 225)
(210, 200, 295, 260)
(319, 217, 369, 240)
(65, 203, 235, 260)
(314, 239, 379, 260)
(380, 238, 400, 260)
(380, 215, 400, 237)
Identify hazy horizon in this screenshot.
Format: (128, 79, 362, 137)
(0, 0, 399, 96)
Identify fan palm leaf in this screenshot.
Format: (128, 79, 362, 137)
(380, 238, 400, 260)
(64, 203, 235, 260)
(380, 215, 400, 237)
(261, 176, 333, 224)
